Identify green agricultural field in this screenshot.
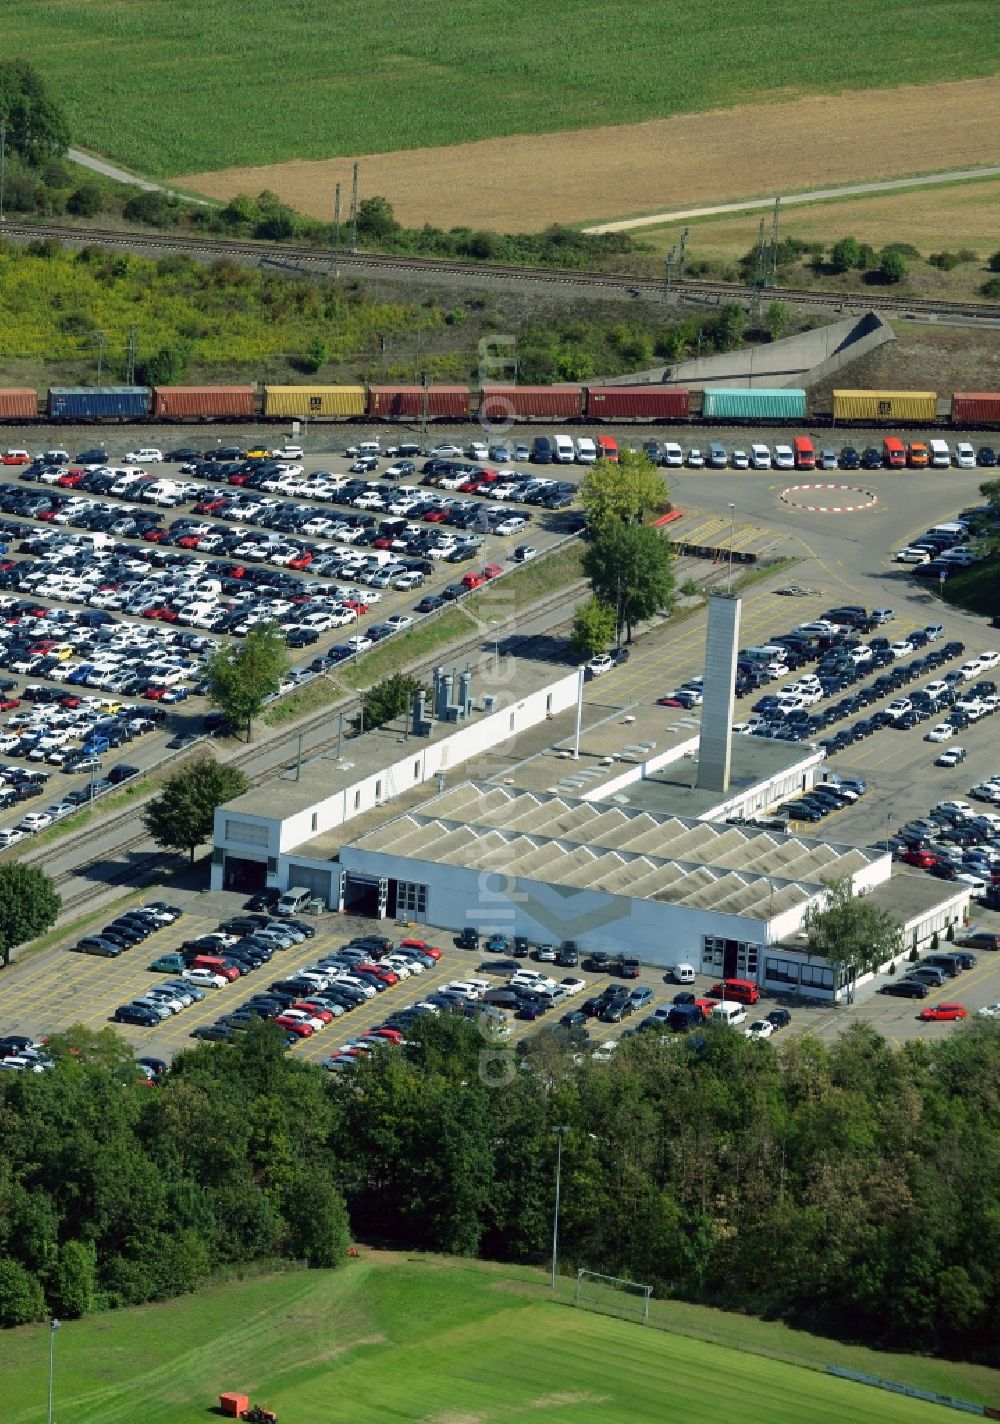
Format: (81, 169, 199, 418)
(0, 1256, 995, 1424)
(6, 0, 1000, 176)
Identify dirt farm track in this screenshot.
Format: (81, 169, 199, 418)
(176, 75, 1000, 233)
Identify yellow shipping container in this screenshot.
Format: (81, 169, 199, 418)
(832, 390, 938, 423)
(263, 385, 366, 418)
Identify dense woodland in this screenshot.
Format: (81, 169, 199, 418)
(0, 1019, 997, 1363)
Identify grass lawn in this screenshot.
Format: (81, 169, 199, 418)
(0, 1256, 994, 1424)
(464, 543, 584, 617)
(941, 554, 1000, 617)
(7, 1, 999, 175)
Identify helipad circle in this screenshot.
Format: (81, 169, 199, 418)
(779, 483, 877, 513)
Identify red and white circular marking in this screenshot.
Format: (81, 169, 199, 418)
(780, 483, 877, 513)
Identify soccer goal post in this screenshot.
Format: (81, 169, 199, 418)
(574, 1268, 653, 1325)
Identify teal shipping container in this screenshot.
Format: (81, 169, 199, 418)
(701, 388, 806, 420)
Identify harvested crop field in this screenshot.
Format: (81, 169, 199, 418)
(177, 76, 1000, 233)
(638, 177, 1000, 261)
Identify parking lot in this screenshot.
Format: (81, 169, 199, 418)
(2, 421, 1000, 1064)
(3, 879, 999, 1071)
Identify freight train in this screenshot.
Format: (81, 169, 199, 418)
(0, 383, 997, 427)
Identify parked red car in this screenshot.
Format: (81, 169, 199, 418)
(919, 1002, 968, 1021)
(901, 848, 937, 869)
(274, 1015, 314, 1037)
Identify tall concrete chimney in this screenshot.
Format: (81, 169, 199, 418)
(696, 593, 741, 793)
(458, 670, 472, 715)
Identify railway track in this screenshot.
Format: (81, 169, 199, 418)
(4, 219, 999, 322)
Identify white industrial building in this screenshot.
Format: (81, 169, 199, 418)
(211, 600, 971, 1000)
(338, 780, 894, 991)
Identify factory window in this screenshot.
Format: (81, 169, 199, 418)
(375, 779, 383, 800)
(311, 813, 318, 833)
(397, 881, 427, 915)
(546, 694, 553, 713)
(509, 713, 515, 731)
(414, 759, 420, 780)
(224, 818, 269, 847)
(354, 790, 361, 811)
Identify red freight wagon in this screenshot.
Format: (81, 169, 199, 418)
(152, 386, 256, 420)
(951, 392, 1000, 426)
(0, 388, 40, 421)
(478, 386, 583, 421)
(367, 385, 470, 419)
(585, 386, 690, 420)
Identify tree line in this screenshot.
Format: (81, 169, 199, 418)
(1, 1015, 996, 1364)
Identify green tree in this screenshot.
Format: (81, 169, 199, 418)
(829, 236, 862, 272)
(122, 189, 178, 228)
(981, 276, 1000, 300)
(803, 875, 904, 981)
(294, 334, 327, 374)
(582, 523, 676, 643)
(0, 60, 70, 168)
(0, 863, 60, 967)
(49, 1240, 96, 1318)
(143, 756, 248, 863)
(879, 249, 908, 284)
(352, 672, 425, 735)
(220, 193, 259, 227)
(136, 342, 191, 386)
(579, 447, 669, 528)
(356, 196, 401, 238)
(0, 1260, 45, 1327)
(282, 1170, 351, 1267)
(67, 182, 104, 217)
(980, 477, 1000, 513)
(206, 622, 287, 740)
(570, 597, 617, 659)
(715, 302, 748, 352)
(764, 300, 791, 341)
(988, 250, 1000, 273)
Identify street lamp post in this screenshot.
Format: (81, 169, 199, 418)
(0, 120, 7, 225)
(727, 503, 736, 592)
(550, 1125, 570, 1289)
(47, 1318, 61, 1424)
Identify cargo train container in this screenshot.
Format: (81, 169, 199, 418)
(47, 386, 150, 421)
(951, 392, 1000, 426)
(0, 389, 40, 421)
(262, 385, 366, 418)
(479, 385, 584, 421)
(701, 388, 807, 421)
(832, 390, 938, 424)
(10, 382, 1000, 428)
(367, 384, 471, 420)
(152, 385, 256, 420)
(585, 386, 690, 421)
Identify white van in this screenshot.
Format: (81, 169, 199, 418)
(669, 963, 696, 984)
(553, 434, 575, 464)
(712, 1002, 747, 1028)
(276, 886, 312, 916)
(575, 437, 597, 464)
(928, 440, 951, 468)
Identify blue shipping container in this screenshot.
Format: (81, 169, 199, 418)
(701, 387, 806, 421)
(47, 386, 150, 420)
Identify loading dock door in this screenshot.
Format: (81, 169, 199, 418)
(222, 854, 266, 893)
(284, 864, 334, 910)
(343, 873, 381, 918)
